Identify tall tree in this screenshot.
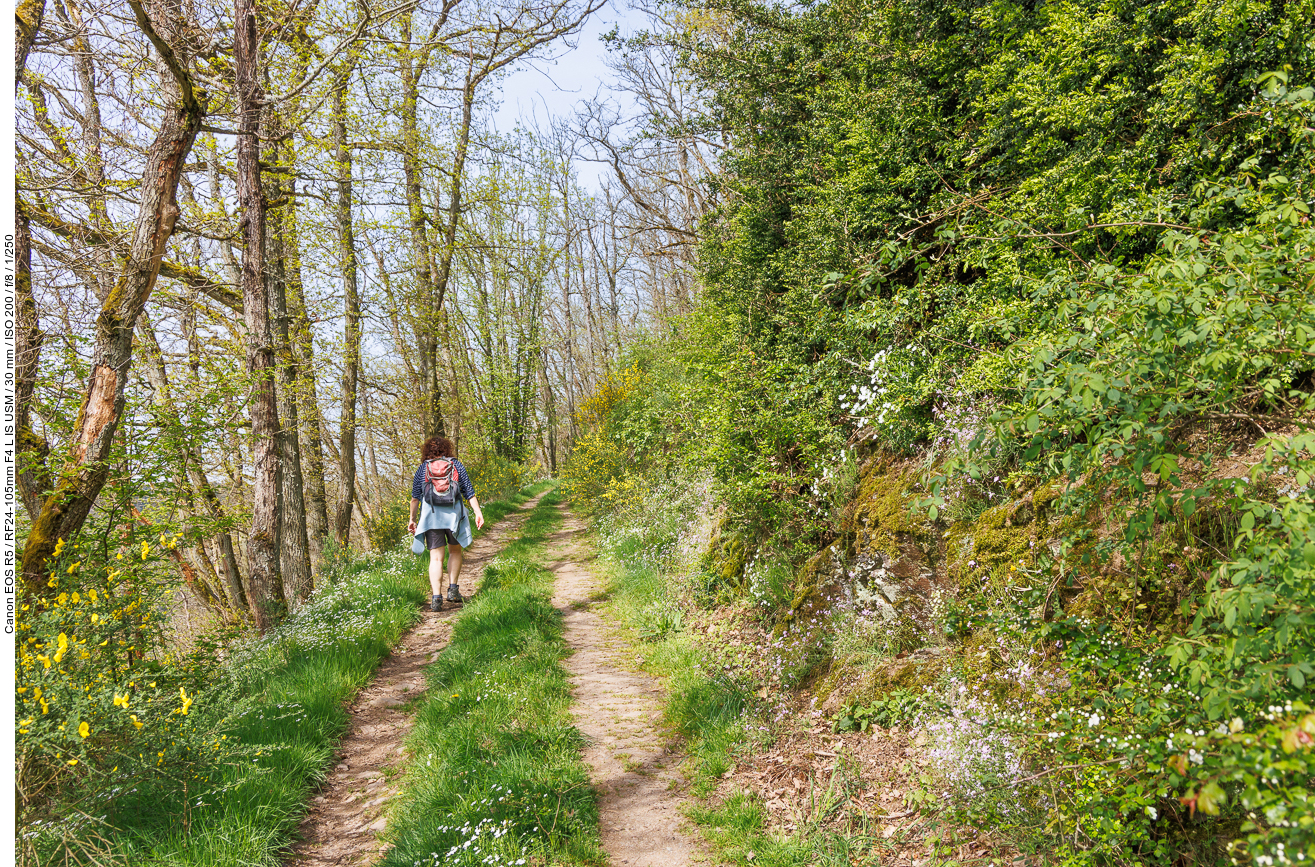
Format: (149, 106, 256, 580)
(235, 0, 286, 629)
(14, 0, 47, 521)
(290, 278, 332, 563)
(269, 123, 313, 605)
(332, 70, 362, 546)
(389, 0, 605, 440)
(20, 0, 205, 594)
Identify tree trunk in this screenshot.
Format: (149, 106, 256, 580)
(332, 78, 361, 547)
(14, 0, 43, 78)
(20, 0, 203, 595)
(290, 278, 330, 568)
(399, 25, 444, 441)
(14, 200, 50, 520)
(269, 110, 313, 607)
(235, 0, 285, 630)
(14, 5, 49, 522)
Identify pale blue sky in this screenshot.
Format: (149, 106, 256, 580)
(491, 0, 641, 185)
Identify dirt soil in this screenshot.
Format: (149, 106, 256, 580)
(680, 604, 1025, 867)
(286, 496, 541, 867)
(548, 506, 702, 867)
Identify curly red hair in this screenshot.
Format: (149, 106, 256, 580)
(421, 436, 456, 460)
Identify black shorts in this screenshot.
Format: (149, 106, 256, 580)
(424, 528, 461, 550)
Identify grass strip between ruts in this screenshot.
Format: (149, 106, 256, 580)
(97, 482, 552, 866)
(380, 486, 605, 867)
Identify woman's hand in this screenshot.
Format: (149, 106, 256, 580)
(475, 512, 485, 530)
(407, 520, 416, 533)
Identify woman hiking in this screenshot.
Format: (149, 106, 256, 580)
(407, 436, 485, 612)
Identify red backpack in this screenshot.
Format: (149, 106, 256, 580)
(423, 459, 458, 507)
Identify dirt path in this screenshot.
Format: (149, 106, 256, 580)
(286, 496, 542, 867)
(548, 507, 700, 867)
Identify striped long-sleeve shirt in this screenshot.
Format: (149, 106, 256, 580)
(411, 459, 476, 503)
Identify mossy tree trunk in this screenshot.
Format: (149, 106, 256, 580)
(20, 0, 204, 596)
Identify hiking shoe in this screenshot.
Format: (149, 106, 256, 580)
(430, 594, 444, 612)
(446, 584, 464, 604)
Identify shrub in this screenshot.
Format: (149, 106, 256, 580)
(365, 499, 411, 553)
(16, 533, 241, 865)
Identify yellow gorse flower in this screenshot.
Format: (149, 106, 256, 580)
(52, 633, 69, 665)
(78, 721, 90, 738)
(140, 541, 150, 560)
(130, 715, 143, 730)
(53, 538, 65, 557)
(179, 687, 193, 715)
(113, 693, 129, 709)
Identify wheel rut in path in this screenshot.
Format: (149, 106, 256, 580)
(286, 494, 543, 867)
(549, 506, 700, 867)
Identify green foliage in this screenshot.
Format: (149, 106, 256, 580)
(18, 486, 541, 865)
(832, 689, 931, 734)
(365, 499, 412, 553)
(465, 455, 537, 506)
(686, 792, 867, 867)
(659, 0, 1315, 858)
(317, 533, 361, 586)
(19, 546, 426, 866)
(916, 76, 1315, 864)
(563, 0, 1315, 860)
(16, 533, 240, 865)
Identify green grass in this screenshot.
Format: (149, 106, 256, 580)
(380, 487, 605, 867)
(599, 529, 755, 794)
(479, 479, 554, 528)
(597, 525, 868, 867)
(39, 484, 549, 867)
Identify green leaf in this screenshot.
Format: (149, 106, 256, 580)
(1197, 782, 1227, 816)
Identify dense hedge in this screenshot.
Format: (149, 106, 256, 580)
(567, 0, 1314, 862)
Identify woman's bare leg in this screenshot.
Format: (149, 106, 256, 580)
(428, 546, 445, 595)
(445, 543, 464, 587)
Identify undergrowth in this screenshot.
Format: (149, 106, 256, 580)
(594, 490, 883, 867)
(17, 484, 543, 867)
